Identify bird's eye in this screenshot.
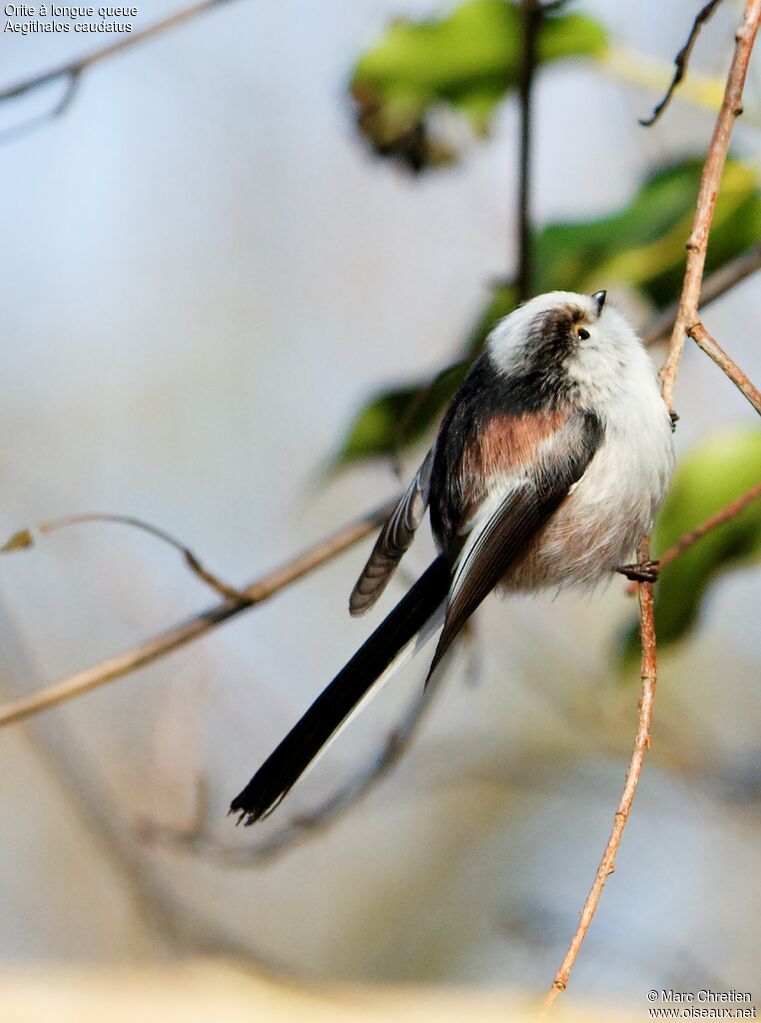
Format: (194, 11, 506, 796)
(577, 328, 590, 340)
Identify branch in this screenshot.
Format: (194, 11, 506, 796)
(516, 0, 542, 301)
(0, 0, 236, 132)
(542, 540, 659, 1012)
(658, 480, 761, 572)
(624, 480, 761, 595)
(140, 652, 450, 866)
(1, 512, 251, 604)
(0, 498, 397, 729)
(641, 238, 761, 347)
(660, 0, 761, 413)
(639, 0, 725, 127)
(688, 320, 761, 415)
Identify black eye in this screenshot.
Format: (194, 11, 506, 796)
(577, 328, 590, 340)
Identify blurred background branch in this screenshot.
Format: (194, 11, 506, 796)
(0, 0, 239, 137)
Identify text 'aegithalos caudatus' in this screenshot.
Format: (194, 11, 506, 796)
(230, 290, 675, 825)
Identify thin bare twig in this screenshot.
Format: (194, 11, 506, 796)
(660, 0, 761, 413)
(624, 480, 761, 595)
(658, 480, 761, 571)
(0, 0, 236, 134)
(642, 238, 761, 346)
(625, 480, 761, 597)
(0, 499, 397, 729)
(688, 320, 761, 414)
(542, 540, 658, 1012)
(140, 652, 451, 866)
(1, 512, 251, 604)
(640, 0, 725, 127)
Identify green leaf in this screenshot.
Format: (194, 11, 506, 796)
(336, 361, 469, 465)
(533, 158, 761, 307)
(334, 280, 517, 467)
(350, 0, 607, 172)
(620, 429, 761, 663)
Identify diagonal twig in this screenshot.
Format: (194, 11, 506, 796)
(640, 0, 726, 127)
(688, 320, 761, 414)
(658, 480, 761, 571)
(0, 498, 397, 729)
(0, 0, 237, 135)
(641, 238, 761, 347)
(624, 479, 761, 595)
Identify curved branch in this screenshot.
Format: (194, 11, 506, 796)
(2, 511, 251, 603)
(0, 498, 397, 729)
(642, 238, 761, 347)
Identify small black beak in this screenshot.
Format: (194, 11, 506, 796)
(592, 290, 607, 316)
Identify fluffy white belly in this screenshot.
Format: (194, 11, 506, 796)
(504, 406, 674, 591)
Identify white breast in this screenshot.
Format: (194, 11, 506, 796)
(505, 344, 674, 591)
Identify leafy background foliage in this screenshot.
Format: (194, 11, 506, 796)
(350, 0, 606, 170)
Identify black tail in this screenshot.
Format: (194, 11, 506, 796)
(230, 555, 450, 825)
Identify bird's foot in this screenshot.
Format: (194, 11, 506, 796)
(616, 560, 660, 584)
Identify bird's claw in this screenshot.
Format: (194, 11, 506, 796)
(617, 560, 660, 583)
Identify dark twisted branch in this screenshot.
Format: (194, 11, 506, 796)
(640, 0, 726, 127)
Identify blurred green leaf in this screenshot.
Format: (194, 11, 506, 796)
(335, 280, 517, 467)
(350, 0, 607, 172)
(335, 157, 761, 468)
(534, 158, 761, 307)
(620, 429, 761, 663)
(336, 361, 469, 464)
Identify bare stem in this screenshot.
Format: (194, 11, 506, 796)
(658, 480, 761, 571)
(624, 480, 761, 595)
(542, 540, 658, 1012)
(0, 499, 397, 729)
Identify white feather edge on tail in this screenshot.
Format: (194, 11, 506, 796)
(271, 598, 447, 803)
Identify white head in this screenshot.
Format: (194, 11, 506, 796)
(487, 290, 651, 406)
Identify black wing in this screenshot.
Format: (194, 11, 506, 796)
(349, 448, 434, 616)
(425, 410, 603, 681)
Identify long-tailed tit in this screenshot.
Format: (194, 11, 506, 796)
(230, 290, 675, 825)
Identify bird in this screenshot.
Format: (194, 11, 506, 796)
(230, 290, 675, 826)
